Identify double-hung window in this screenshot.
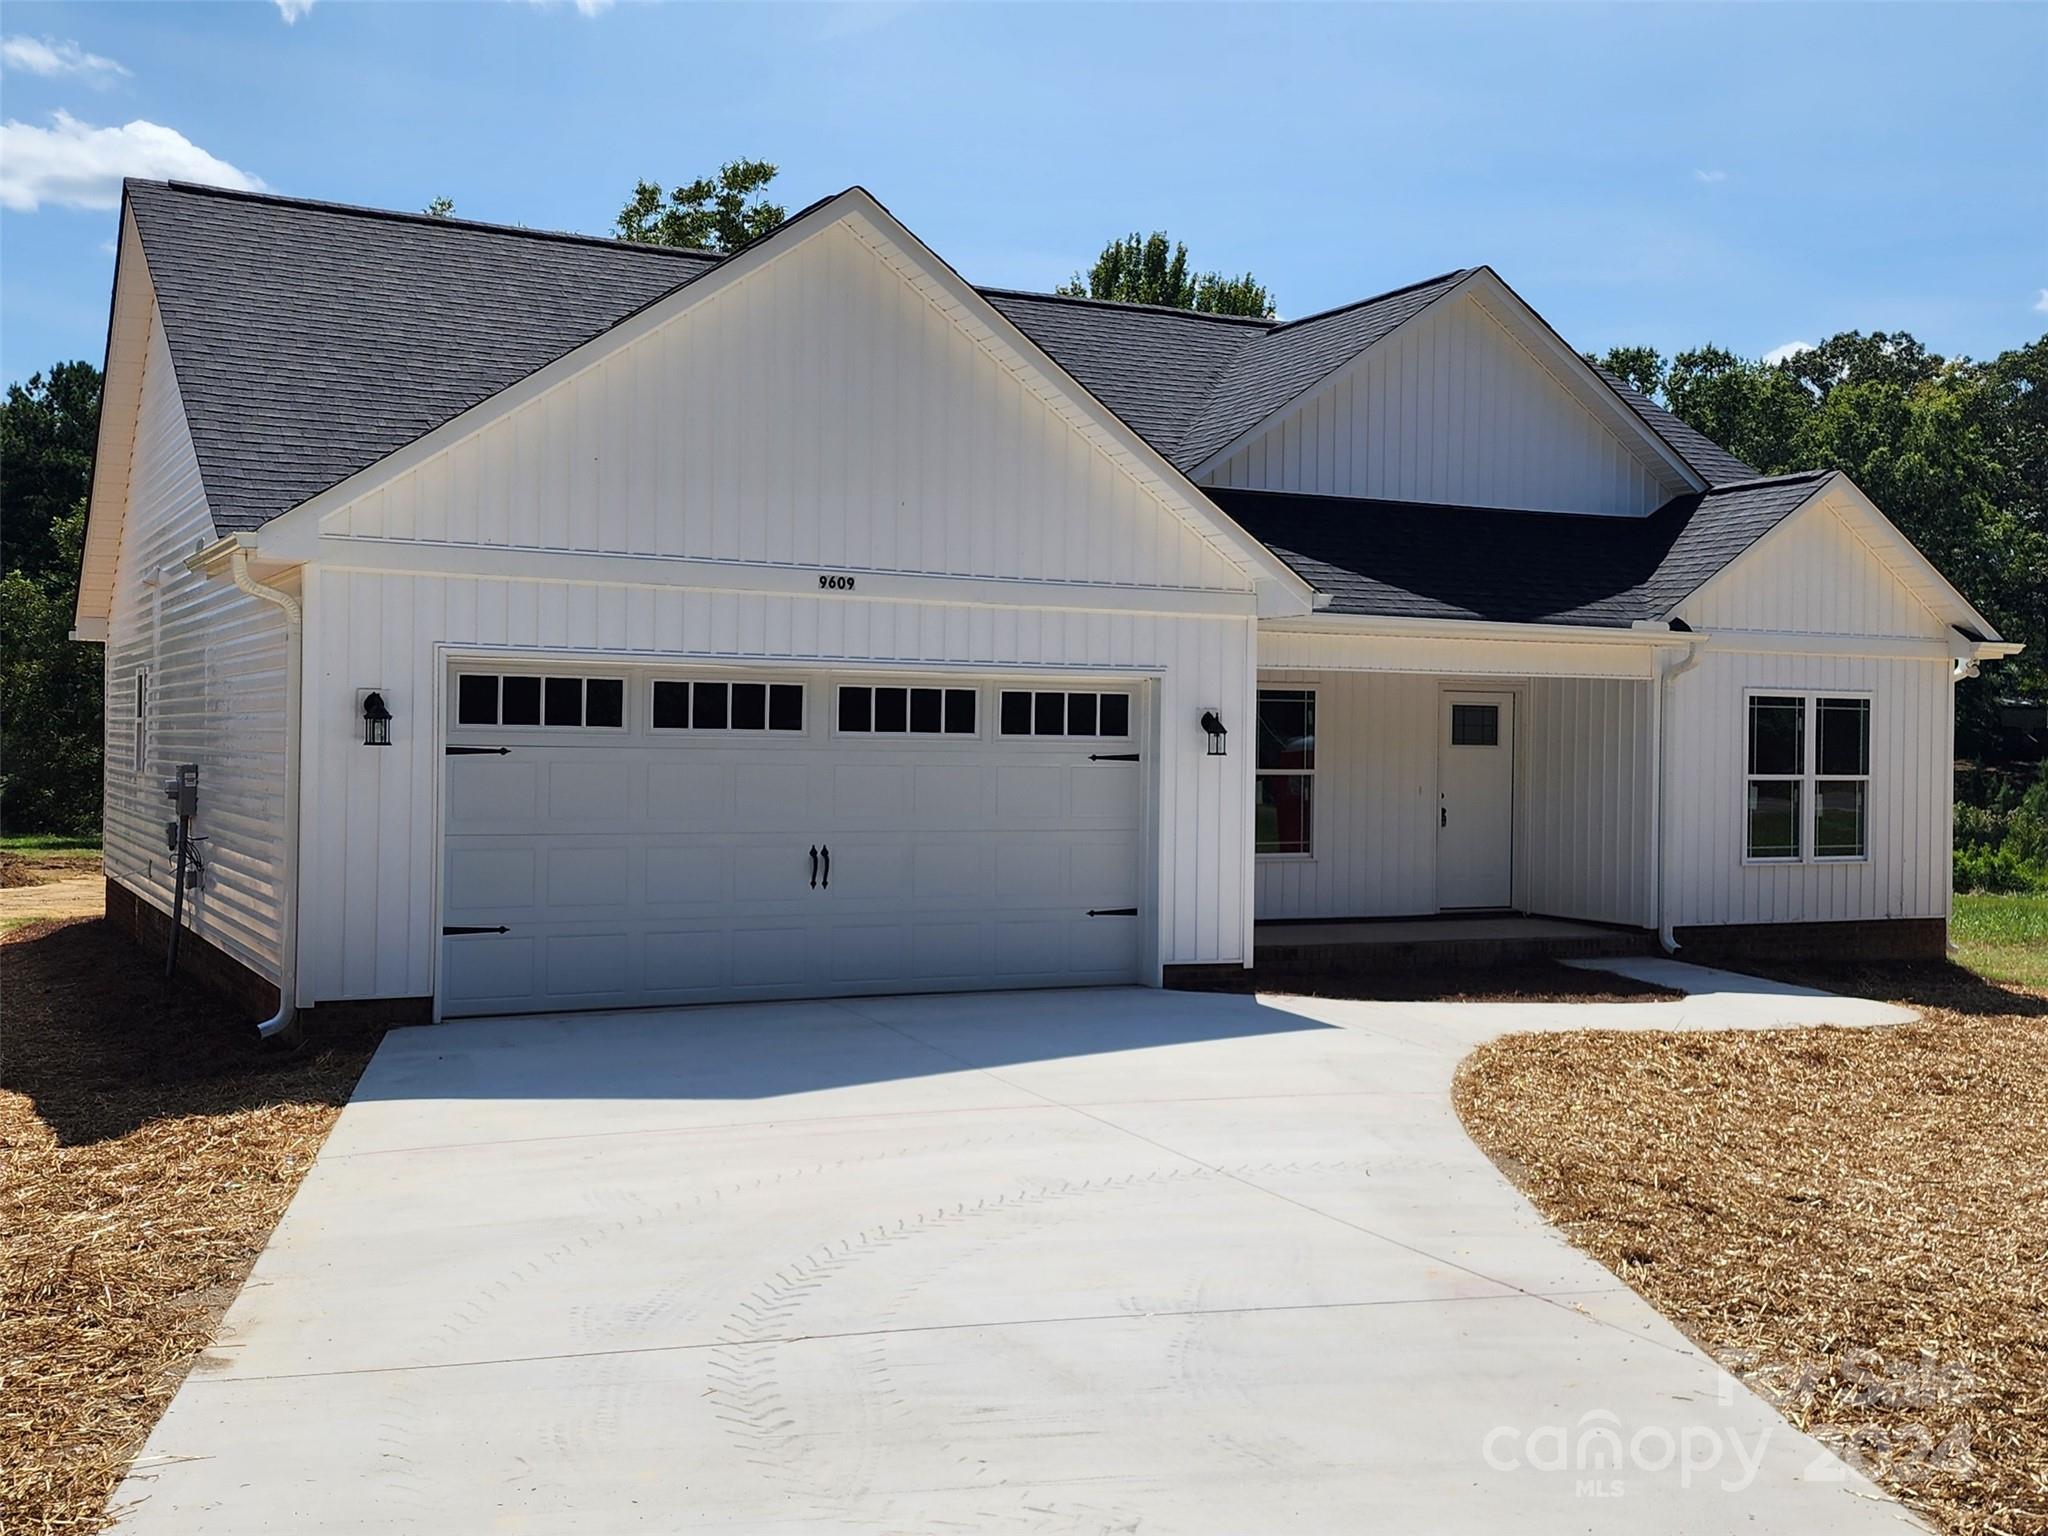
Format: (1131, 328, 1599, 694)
(1744, 693, 1870, 862)
(1255, 689, 1315, 856)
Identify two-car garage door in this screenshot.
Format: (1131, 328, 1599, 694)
(439, 666, 1146, 1017)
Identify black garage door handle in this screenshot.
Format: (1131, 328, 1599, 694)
(821, 845, 830, 889)
(442, 924, 510, 935)
(1087, 907, 1138, 917)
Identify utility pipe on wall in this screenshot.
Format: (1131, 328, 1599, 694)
(187, 536, 304, 1040)
(1652, 634, 1704, 954)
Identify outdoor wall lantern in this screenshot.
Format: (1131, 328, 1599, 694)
(361, 690, 393, 747)
(1200, 709, 1228, 756)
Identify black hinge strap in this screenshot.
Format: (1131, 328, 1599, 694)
(1088, 753, 1141, 762)
(442, 924, 510, 935)
(1086, 907, 1139, 917)
(446, 745, 511, 756)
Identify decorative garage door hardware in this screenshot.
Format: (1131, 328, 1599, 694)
(1088, 752, 1141, 762)
(808, 845, 831, 889)
(1087, 907, 1139, 917)
(446, 745, 510, 756)
(442, 924, 510, 935)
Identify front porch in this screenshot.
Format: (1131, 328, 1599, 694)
(1252, 622, 1686, 952)
(1253, 914, 1655, 973)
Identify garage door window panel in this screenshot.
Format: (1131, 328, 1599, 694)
(998, 690, 1132, 740)
(836, 685, 978, 736)
(456, 673, 625, 731)
(652, 679, 805, 734)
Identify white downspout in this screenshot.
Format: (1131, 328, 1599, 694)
(226, 546, 303, 1039)
(1653, 635, 1705, 954)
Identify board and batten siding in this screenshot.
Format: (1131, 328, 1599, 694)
(1202, 290, 1685, 516)
(1664, 495, 1959, 928)
(1519, 678, 1655, 927)
(319, 219, 1249, 596)
(292, 218, 1267, 1005)
(1662, 651, 1952, 926)
(102, 307, 290, 981)
(297, 570, 1254, 1003)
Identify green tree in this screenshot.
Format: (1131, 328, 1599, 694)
(2, 361, 101, 582)
(1058, 232, 1274, 318)
(615, 159, 785, 253)
(2, 361, 106, 832)
(424, 196, 455, 219)
(1662, 345, 1812, 473)
(1584, 345, 1666, 401)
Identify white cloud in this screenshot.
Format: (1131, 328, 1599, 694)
(1693, 169, 1728, 184)
(0, 111, 265, 212)
(0, 35, 130, 82)
(2034, 288, 2048, 314)
(1764, 341, 1815, 366)
(274, 0, 316, 22)
(521, 0, 615, 13)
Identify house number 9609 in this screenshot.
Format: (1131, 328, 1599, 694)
(818, 574, 856, 591)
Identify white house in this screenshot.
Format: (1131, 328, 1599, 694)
(74, 180, 2019, 1031)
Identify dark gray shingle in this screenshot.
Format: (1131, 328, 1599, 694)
(1208, 473, 1831, 627)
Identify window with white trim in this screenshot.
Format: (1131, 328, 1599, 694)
(996, 690, 1130, 739)
(837, 685, 976, 735)
(653, 680, 804, 733)
(456, 673, 627, 729)
(1745, 693, 1870, 861)
(1256, 689, 1315, 856)
(132, 667, 149, 775)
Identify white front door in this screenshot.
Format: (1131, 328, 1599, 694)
(1437, 690, 1515, 910)
(439, 667, 1146, 1017)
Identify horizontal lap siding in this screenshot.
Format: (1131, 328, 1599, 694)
(1664, 651, 1951, 926)
(1205, 292, 1678, 516)
(299, 569, 1252, 1002)
(1520, 678, 1653, 926)
(103, 310, 289, 980)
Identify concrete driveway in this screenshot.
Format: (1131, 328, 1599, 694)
(111, 964, 1919, 1534)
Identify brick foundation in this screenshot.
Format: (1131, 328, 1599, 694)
(104, 876, 282, 1019)
(1670, 917, 1949, 964)
(103, 877, 433, 1030)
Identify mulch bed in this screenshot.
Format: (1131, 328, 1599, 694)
(1173, 957, 1682, 1004)
(1454, 960, 2048, 1536)
(1, 917, 387, 1534)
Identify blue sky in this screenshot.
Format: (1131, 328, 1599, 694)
(2, 1, 2042, 388)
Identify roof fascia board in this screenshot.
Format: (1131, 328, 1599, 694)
(1259, 611, 1692, 648)
(1668, 473, 2003, 641)
(252, 193, 859, 559)
(253, 187, 1314, 616)
(74, 201, 155, 630)
(829, 191, 1312, 613)
(1454, 271, 1704, 492)
(1186, 269, 1483, 478)
(1823, 476, 2005, 641)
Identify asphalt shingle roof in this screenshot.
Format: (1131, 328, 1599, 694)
(122, 180, 1774, 586)
(1169, 271, 1475, 470)
(1207, 473, 1832, 627)
(128, 181, 719, 531)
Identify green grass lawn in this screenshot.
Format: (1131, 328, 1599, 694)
(1952, 891, 2048, 991)
(0, 833, 102, 853)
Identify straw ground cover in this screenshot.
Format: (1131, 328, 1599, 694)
(2, 917, 386, 1534)
(1455, 960, 2048, 1536)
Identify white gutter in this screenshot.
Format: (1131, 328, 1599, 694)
(187, 534, 304, 1040)
(1262, 612, 1696, 648)
(1651, 633, 1705, 954)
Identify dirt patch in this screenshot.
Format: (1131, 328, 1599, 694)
(1454, 961, 2048, 1536)
(0, 917, 387, 1534)
(1, 852, 101, 888)
(1173, 957, 1682, 1004)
